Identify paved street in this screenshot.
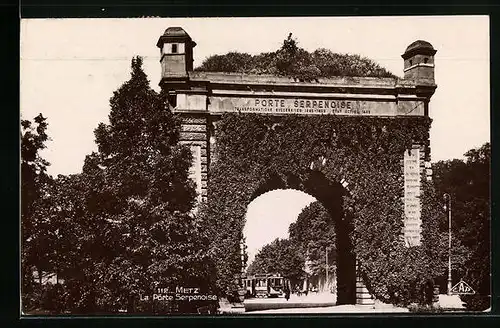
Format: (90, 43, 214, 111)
(245, 292, 336, 304)
(241, 292, 408, 314)
(245, 304, 409, 314)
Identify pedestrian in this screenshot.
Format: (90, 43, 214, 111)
(423, 278, 435, 306)
(284, 281, 290, 301)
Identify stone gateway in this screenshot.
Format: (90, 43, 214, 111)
(156, 27, 436, 305)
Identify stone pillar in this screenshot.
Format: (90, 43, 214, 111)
(179, 114, 209, 204)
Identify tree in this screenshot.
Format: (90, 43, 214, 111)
(247, 238, 305, 286)
(21, 114, 54, 311)
(21, 117, 92, 314)
(431, 143, 490, 310)
(289, 201, 336, 279)
(59, 56, 214, 314)
(21, 114, 50, 217)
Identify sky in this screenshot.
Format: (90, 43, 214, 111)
(244, 190, 316, 266)
(20, 16, 490, 262)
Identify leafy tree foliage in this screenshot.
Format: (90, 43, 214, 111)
(21, 114, 50, 216)
(22, 57, 215, 314)
(246, 238, 305, 286)
(289, 201, 336, 279)
(21, 114, 54, 310)
(23, 173, 90, 314)
(431, 143, 490, 310)
(195, 33, 396, 80)
(60, 56, 214, 314)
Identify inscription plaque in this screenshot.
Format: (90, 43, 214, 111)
(404, 148, 422, 246)
(206, 96, 424, 116)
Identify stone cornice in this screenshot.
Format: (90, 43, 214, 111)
(160, 71, 437, 99)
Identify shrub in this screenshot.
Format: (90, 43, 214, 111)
(196, 34, 397, 79)
(408, 303, 445, 313)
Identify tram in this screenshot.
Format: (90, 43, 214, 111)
(242, 273, 288, 298)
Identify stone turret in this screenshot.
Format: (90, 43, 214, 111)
(156, 27, 197, 82)
(402, 40, 437, 85)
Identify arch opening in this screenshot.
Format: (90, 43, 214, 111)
(242, 171, 357, 305)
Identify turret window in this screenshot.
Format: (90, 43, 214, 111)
(424, 58, 428, 63)
(161, 42, 186, 55)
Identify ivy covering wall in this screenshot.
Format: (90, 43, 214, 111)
(198, 112, 447, 305)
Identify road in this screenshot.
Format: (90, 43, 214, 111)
(244, 304, 409, 314)
(241, 292, 408, 314)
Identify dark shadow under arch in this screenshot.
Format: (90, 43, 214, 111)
(246, 169, 357, 305)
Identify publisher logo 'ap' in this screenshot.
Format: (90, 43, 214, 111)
(451, 280, 475, 295)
